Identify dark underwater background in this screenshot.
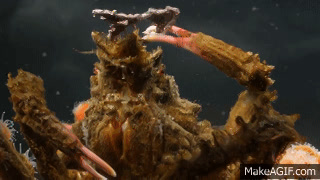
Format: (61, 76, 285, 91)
(0, 0, 319, 154)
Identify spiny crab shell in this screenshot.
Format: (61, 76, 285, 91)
(71, 31, 204, 178)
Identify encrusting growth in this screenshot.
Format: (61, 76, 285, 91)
(0, 6, 314, 180)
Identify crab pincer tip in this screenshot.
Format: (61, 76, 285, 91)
(79, 145, 117, 177)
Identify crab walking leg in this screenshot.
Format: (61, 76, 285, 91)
(144, 25, 275, 91)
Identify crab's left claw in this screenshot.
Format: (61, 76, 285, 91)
(63, 124, 117, 179)
(7, 70, 116, 180)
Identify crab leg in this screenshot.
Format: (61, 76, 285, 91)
(7, 70, 116, 179)
(143, 25, 274, 91)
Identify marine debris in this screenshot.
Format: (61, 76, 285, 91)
(0, 6, 315, 180)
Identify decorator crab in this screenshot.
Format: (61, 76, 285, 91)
(1, 6, 319, 180)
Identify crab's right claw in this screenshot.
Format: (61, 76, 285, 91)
(169, 25, 193, 37)
(142, 25, 195, 51)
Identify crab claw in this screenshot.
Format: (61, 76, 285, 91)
(8, 70, 116, 179)
(143, 25, 275, 91)
(63, 124, 117, 178)
(78, 145, 116, 179)
(142, 25, 197, 52)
